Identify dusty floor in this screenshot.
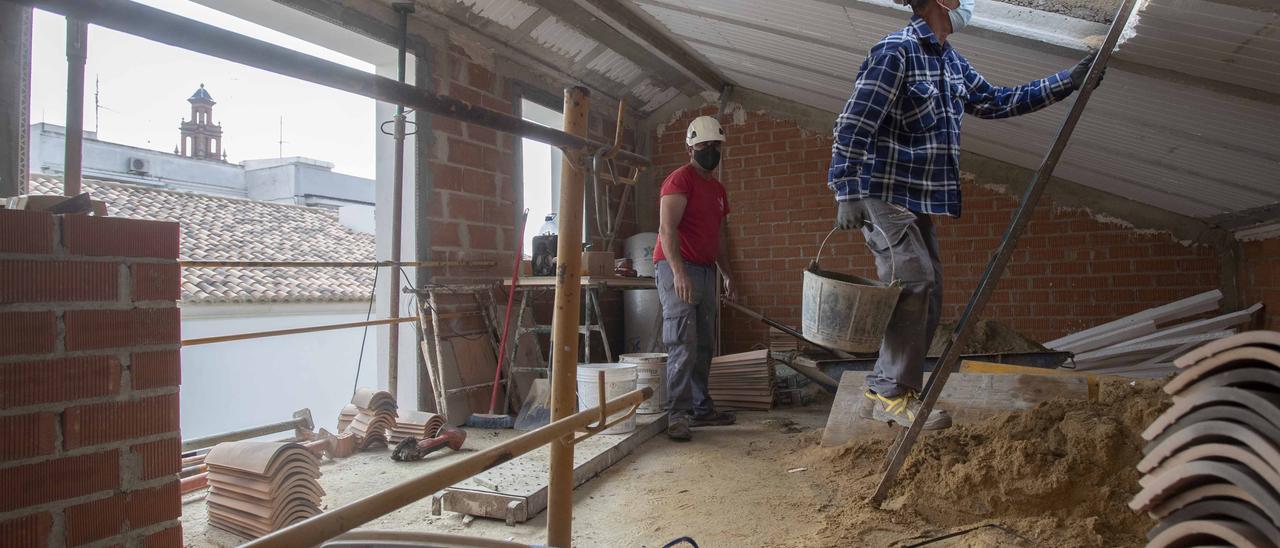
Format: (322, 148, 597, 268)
(182, 405, 835, 547)
(183, 381, 1163, 547)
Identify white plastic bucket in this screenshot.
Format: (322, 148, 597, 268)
(620, 353, 667, 414)
(577, 363, 638, 435)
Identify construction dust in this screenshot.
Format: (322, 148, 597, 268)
(800, 379, 1169, 547)
(928, 319, 1047, 356)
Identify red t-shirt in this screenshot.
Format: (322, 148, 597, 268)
(653, 164, 729, 266)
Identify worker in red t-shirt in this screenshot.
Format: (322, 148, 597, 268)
(653, 115, 737, 441)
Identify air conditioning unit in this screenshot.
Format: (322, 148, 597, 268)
(127, 157, 150, 174)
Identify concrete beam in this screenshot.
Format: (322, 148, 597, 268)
(1208, 204, 1280, 231)
(0, 4, 32, 198)
(570, 0, 726, 94)
(530, 0, 703, 96)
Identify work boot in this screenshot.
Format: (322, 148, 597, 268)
(858, 390, 876, 420)
(866, 390, 952, 430)
(690, 410, 736, 427)
(667, 413, 692, 441)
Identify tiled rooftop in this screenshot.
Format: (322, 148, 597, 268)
(29, 175, 375, 304)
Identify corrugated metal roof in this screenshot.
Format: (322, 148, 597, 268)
(629, 0, 1280, 219)
(456, 0, 539, 30)
(529, 15, 600, 63)
(586, 50, 645, 85)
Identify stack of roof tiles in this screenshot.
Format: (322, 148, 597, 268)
(1129, 331, 1280, 545)
(336, 403, 358, 433)
(388, 409, 446, 444)
(205, 441, 324, 539)
(709, 350, 775, 410)
(345, 388, 397, 449)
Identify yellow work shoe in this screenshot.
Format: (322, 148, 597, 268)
(867, 390, 952, 430)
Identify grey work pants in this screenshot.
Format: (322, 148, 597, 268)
(655, 260, 717, 417)
(861, 199, 943, 398)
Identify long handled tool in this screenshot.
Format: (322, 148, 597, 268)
(869, 0, 1138, 504)
(467, 210, 529, 429)
(720, 297, 855, 359)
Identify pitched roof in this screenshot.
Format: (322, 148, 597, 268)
(189, 84, 215, 103)
(29, 176, 374, 304)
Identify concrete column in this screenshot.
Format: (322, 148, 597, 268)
(374, 56, 419, 407)
(0, 5, 33, 198)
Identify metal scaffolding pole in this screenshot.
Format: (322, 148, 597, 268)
(12, 0, 650, 169)
(387, 1, 414, 403)
(547, 86, 590, 548)
(63, 18, 86, 196)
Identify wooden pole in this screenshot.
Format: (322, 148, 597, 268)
(244, 386, 652, 547)
(181, 316, 415, 346)
(547, 86, 590, 548)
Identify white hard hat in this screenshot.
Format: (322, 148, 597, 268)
(685, 116, 725, 147)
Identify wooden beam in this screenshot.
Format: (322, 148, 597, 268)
(530, 0, 702, 96)
(1117, 303, 1262, 348)
(1046, 290, 1224, 350)
(566, 0, 726, 93)
(1053, 320, 1157, 354)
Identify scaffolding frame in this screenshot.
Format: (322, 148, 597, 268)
(11, 0, 654, 545)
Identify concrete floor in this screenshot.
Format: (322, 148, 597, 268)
(181, 403, 835, 547)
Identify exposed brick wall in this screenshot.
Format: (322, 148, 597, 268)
(0, 210, 182, 546)
(654, 108, 1224, 352)
(1241, 238, 1280, 330)
(418, 45, 642, 410)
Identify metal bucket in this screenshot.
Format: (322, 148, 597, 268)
(801, 227, 902, 353)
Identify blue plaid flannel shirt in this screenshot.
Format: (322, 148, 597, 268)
(828, 17, 1076, 217)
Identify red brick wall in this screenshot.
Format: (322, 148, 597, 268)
(418, 47, 642, 411)
(1241, 238, 1280, 330)
(653, 108, 1224, 352)
(0, 210, 182, 546)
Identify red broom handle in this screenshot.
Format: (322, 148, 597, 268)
(488, 210, 528, 414)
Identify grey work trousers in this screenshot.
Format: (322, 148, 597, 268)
(861, 199, 943, 398)
(655, 260, 717, 417)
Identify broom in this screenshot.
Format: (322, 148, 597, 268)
(467, 210, 528, 429)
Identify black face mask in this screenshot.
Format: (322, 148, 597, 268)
(694, 145, 721, 171)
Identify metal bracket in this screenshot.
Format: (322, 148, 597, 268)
(560, 370, 642, 447)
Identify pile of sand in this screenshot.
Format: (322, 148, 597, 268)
(802, 379, 1169, 547)
(928, 319, 1047, 357)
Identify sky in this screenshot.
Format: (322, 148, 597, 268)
(29, 0, 377, 178)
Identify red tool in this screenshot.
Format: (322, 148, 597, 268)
(391, 425, 467, 462)
(467, 209, 529, 429)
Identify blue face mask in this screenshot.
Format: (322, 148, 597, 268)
(944, 0, 975, 33)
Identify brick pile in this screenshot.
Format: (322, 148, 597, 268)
(0, 209, 182, 546)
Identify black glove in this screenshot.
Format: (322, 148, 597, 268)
(836, 200, 871, 230)
(1070, 52, 1106, 90)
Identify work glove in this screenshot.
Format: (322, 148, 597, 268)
(836, 199, 871, 230)
(1070, 52, 1106, 91)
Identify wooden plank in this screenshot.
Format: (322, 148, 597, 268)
(820, 372, 1089, 447)
(439, 413, 667, 523)
(1046, 290, 1223, 350)
(1054, 320, 1157, 353)
(1116, 304, 1262, 348)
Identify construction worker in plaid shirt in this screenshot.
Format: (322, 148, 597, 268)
(830, 0, 1103, 430)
